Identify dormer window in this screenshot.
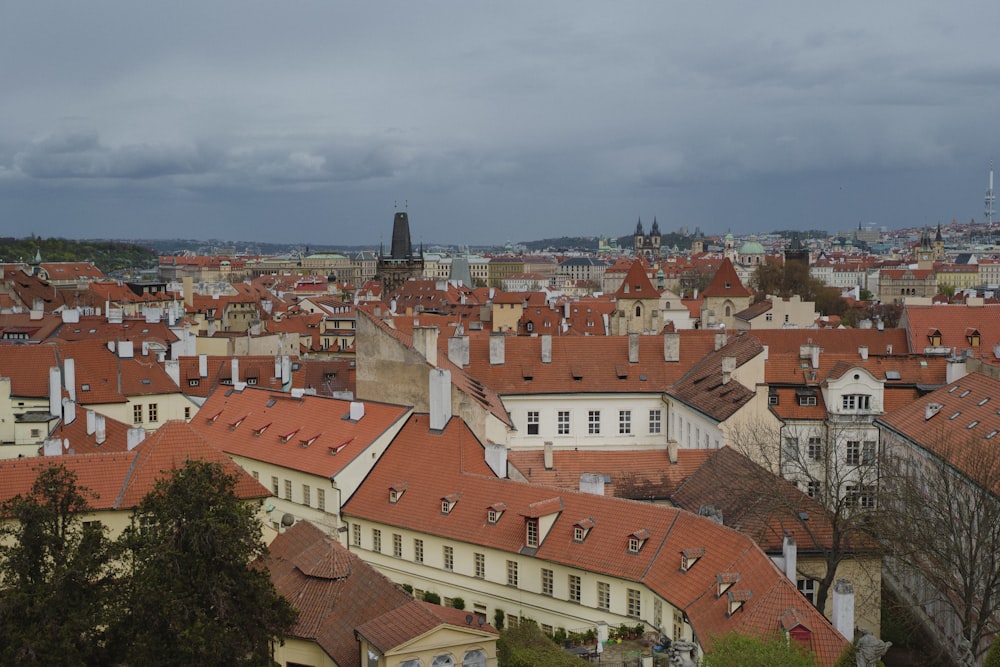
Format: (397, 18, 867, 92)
(441, 494, 459, 515)
(927, 329, 942, 346)
(573, 518, 594, 542)
(525, 518, 539, 547)
(628, 528, 650, 554)
(727, 590, 752, 616)
(389, 484, 407, 504)
(680, 547, 705, 572)
(966, 328, 981, 347)
(487, 503, 507, 524)
(717, 573, 740, 598)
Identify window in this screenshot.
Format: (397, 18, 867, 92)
(252, 470, 259, 480)
(284, 479, 292, 501)
(271, 476, 279, 495)
(444, 545, 454, 570)
(414, 538, 424, 563)
(526, 518, 539, 548)
(302, 484, 311, 506)
(431, 655, 455, 667)
(133, 404, 143, 424)
(783, 437, 799, 462)
(557, 411, 570, 435)
(799, 395, 817, 406)
(507, 560, 518, 587)
(569, 575, 581, 603)
(372, 529, 381, 553)
(627, 589, 641, 617)
(352, 523, 361, 547)
(846, 484, 876, 509)
(462, 649, 487, 667)
(846, 441, 861, 465)
(797, 578, 818, 604)
(842, 394, 871, 411)
(475, 553, 485, 578)
(574, 526, 585, 541)
(673, 611, 685, 641)
(30, 428, 41, 439)
(654, 598, 662, 628)
(768, 393, 779, 406)
(649, 409, 662, 434)
(392, 533, 402, 558)
(628, 537, 641, 553)
(184, 406, 191, 420)
(588, 410, 601, 434)
(807, 480, 821, 500)
(527, 411, 539, 435)
(619, 410, 632, 435)
(541, 568, 553, 596)
(807, 437, 823, 461)
(317, 488, 325, 511)
(863, 440, 877, 465)
(598, 582, 610, 610)
(148, 403, 158, 423)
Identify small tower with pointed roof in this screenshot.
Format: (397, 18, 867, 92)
(915, 227, 935, 270)
(700, 257, 753, 329)
(933, 223, 945, 261)
(611, 259, 664, 335)
(634, 216, 662, 260)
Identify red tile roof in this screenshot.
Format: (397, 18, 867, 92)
(901, 304, 1000, 364)
(356, 601, 497, 656)
(614, 260, 661, 300)
(0, 344, 59, 397)
(668, 333, 762, 422)
(701, 258, 753, 298)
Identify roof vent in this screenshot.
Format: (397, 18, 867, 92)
(925, 403, 943, 420)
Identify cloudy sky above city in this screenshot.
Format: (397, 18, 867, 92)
(2, 2, 1000, 247)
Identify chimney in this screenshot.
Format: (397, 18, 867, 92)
(543, 441, 553, 470)
(61, 309, 80, 324)
(86, 409, 96, 436)
(668, 439, 678, 465)
(448, 335, 470, 367)
(127, 427, 146, 451)
(859, 345, 869, 361)
(282, 355, 292, 384)
(831, 579, 855, 640)
(43, 438, 63, 457)
(429, 368, 452, 431)
(413, 326, 439, 367)
(231, 358, 240, 385)
(274, 355, 282, 380)
(63, 358, 76, 402)
(663, 331, 680, 362)
(541, 334, 552, 364)
(165, 359, 180, 387)
(183, 276, 194, 308)
(489, 333, 506, 365)
(350, 401, 366, 421)
(62, 398, 76, 425)
(722, 355, 736, 385)
(811, 346, 820, 369)
(925, 402, 944, 420)
(579, 473, 605, 496)
(95, 414, 106, 445)
(199, 354, 208, 378)
(49, 367, 62, 418)
(947, 356, 968, 384)
(782, 533, 797, 582)
(714, 331, 727, 351)
(628, 332, 640, 363)
(485, 442, 508, 479)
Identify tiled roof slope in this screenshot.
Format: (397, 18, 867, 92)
(458, 330, 720, 395)
(901, 304, 1000, 365)
(50, 316, 179, 346)
(189, 387, 412, 480)
(667, 333, 762, 422)
(53, 340, 179, 405)
(262, 521, 415, 667)
(614, 260, 660, 300)
(751, 329, 910, 356)
(47, 405, 132, 454)
(173, 355, 302, 398)
(876, 372, 1000, 492)
(344, 414, 846, 665)
(0, 420, 267, 509)
(356, 601, 497, 656)
(0, 344, 58, 397)
(0, 312, 65, 342)
(701, 258, 753, 298)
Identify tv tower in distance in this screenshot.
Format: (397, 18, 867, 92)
(987, 161, 996, 226)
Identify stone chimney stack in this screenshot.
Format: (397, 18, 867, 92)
(663, 332, 680, 362)
(448, 335, 470, 367)
(714, 331, 727, 351)
(859, 345, 868, 361)
(543, 441, 553, 470)
(413, 326, 439, 367)
(782, 533, 797, 582)
(579, 473, 605, 496)
(485, 443, 508, 479)
(489, 333, 506, 365)
(95, 414, 106, 445)
(628, 333, 640, 363)
(63, 358, 76, 402)
(832, 579, 855, 640)
(49, 367, 62, 418)
(127, 427, 146, 451)
(429, 368, 452, 431)
(722, 355, 737, 385)
(541, 334, 552, 364)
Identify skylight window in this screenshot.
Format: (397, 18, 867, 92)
(950, 412, 961, 420)
(968, 421, 979, 430)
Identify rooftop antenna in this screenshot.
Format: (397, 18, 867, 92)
(986, 161, 996, 226)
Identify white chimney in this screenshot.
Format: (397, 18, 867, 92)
(543, 441, 553, 470)
(541, 334, 552, 364)
(663, 332, 680, 362)
(165, 359, 180, 387)
(413, 326, 439, 367)
(448, 335, 470, 367)
(714, 331, 727, 351)
(49, 367, 62, 418)
(127, 427, 146, 451)
(782, 533, 797, 582)
(579, 473, 605, 496)
(722, 355, 737, 385)
(63, 358, 76, 402)
(429, 368, 452, 431)
(61, 309, 80, 324)
(95, 414, 106, 445)
(628, 332, 640, 363)
(199, 354, 208, 378)
(43, 438, 63, 457)
(485, 442, 508, 479)
(811, 346, 820, 369)
(350, 401, 366, 422)
(859, 345, 869, 361)
(281, 355, 291, 384)
(231, 358, 240, 386)
(831, 579, 855, 640)
(668, 440, 678, 465)
(947, 356, 968, 384)
(62, 398, 76, 425)
(86, 409, 96, 436)
(489, 333, 506, 365)
(274, 355, 282, 379)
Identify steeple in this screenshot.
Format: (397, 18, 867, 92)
(650, 217, 660, 235)
(390, 212, 413, 260)
(635, 217, 644, 236)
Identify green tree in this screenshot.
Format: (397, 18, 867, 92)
(497, 621, 588, 667)
(703, 632, 815, 667)
(119, 460, 296, 666)
(984, 638, 1000, 667)
(0, 464, 120, 666)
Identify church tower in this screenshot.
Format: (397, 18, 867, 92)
(933, 223, 945, 261)
(377, 209, 425, 296)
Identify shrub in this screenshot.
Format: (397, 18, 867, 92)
(449, 597, 465, 610)
(421, 591, 441, 605)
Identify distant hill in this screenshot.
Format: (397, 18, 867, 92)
(0, 236, 157, 275)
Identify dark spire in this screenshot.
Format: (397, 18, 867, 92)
(390, 211, 413, 260)
(635, 217, 644, 236)
(935, 222, 943, 242)
(651, 217, 660, 235)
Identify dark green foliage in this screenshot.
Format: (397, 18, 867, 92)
(0, 464, 120, 666)
(703, 632, 815, 667)
(751, 258, 848, 318)
(0, 236, 156, 274)
(118, 460, 296, 667)
(449, 596, 465, 610)
(497, 621, 589, 667)
(494, 608, 505, 630)
(984, 639, 1000, 667)
(421, 591, 442, 605)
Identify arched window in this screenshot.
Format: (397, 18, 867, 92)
(725, 305, 731, 317)
(635, 305, 642, 317)
(462, 649, 487, 667)
(431, 655, 455, 667)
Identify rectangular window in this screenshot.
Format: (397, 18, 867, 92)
(393, 533, 403, 558)
(863, 440, 877, 465)
(527, 411, 540, 435)
(799, 395, 817, 406)
(846, 484, 876, 509)
(619, 410, 632, 435)
(372, 529, 381, 553)
(569, 575, 581, 603)
(807, 480, 821, 500)
(557, 410, 570, 435)
(251, 470, 259, 480)
(627, 589, 641, 618)
(783, 437, 799, 462)
(649, 409, 662, 434)
(541, 568, 553, 596)
(797, 577, 818, 604)
(768, 393, 779, 405)
(807, 437, 823, 461)
(317, 488, 325, 511)
(302, 484, 311, 506)
(184, 406, 191, 420)
(598, 582, 610, 610)
(475, 553, 485, 578)
(352, 523, 361, 547)
(133, 404, 143, 424)
(654, 598, 662, 628)
(414, 538, 424, 563)
(284, 479, 292, 501)
(507, 560, 518, 587)
(271, 476, 279, 495)
(842, 394, 871, 411)
(526, 519, 539, 548)
(588, 410, 601, 434)
(443, 545, 454, 571)
(673, 611, 685, 641)
(148, 403, 158, 423)
(847, 441, 861, 465)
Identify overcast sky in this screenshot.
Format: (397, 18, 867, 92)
(2, 2, 999, 247)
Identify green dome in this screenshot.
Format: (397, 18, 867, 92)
(739, 240, 765, 255)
